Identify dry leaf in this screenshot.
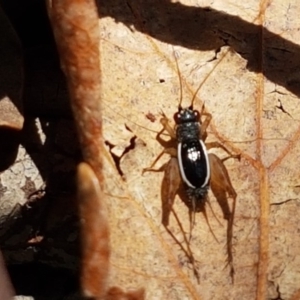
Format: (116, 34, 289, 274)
(100, 0, 300, 299)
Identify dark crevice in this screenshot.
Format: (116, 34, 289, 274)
(105, 140, 124, 177)
(275, 99, 292, 118)
(206, 46, 222, 62)
(270, 89, 287, 96)
(105, 134, 137, 177)
(269, 46, 292, 54)
(269, 284, 284, 300)
(123, 135, 137, 155)
(216, 29, 241, 46)
(270, 198, 299, 206)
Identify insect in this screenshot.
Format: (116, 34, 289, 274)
(143, 51, 239, 282)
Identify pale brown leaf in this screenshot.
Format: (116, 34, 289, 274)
(101, 0, 300, 299)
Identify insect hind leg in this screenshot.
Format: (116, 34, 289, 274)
(168, 208, 201, 283)
(209, 153, 237, 282)
(159, 157, 201, 282)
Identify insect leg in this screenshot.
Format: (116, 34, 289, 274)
(146, 156, 200, 282)
(159, 114, 176, 139)
(142, 122, 177, 174)
(162, 158, 200, 282)
(221, 154, 241, 163)
(206, 141, 240, 161)
(200, 112, 212, 141)
(142, 147, 177, 174)
(143, 153, 179, 226)
(169, 208, 200, 283)
(208, 153, 237, 281)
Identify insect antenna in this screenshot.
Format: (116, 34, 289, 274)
(190, 62, 208, 109)
(173, 48, 205, 110)
(190, 81, 203, 109)
(172, 49, 183, 110)
(200, 101, 206, 115)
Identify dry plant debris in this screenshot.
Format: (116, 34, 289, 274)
(0, 5, 23, 130)
(48, 0, 145, 298)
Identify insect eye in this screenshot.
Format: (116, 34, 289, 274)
(174, 112, 181, 123)
(194, 110, 200, 121)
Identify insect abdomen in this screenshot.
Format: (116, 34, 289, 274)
(177, 139, 210, 189)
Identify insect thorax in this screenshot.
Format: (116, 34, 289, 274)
(176, 122, 200, 143)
